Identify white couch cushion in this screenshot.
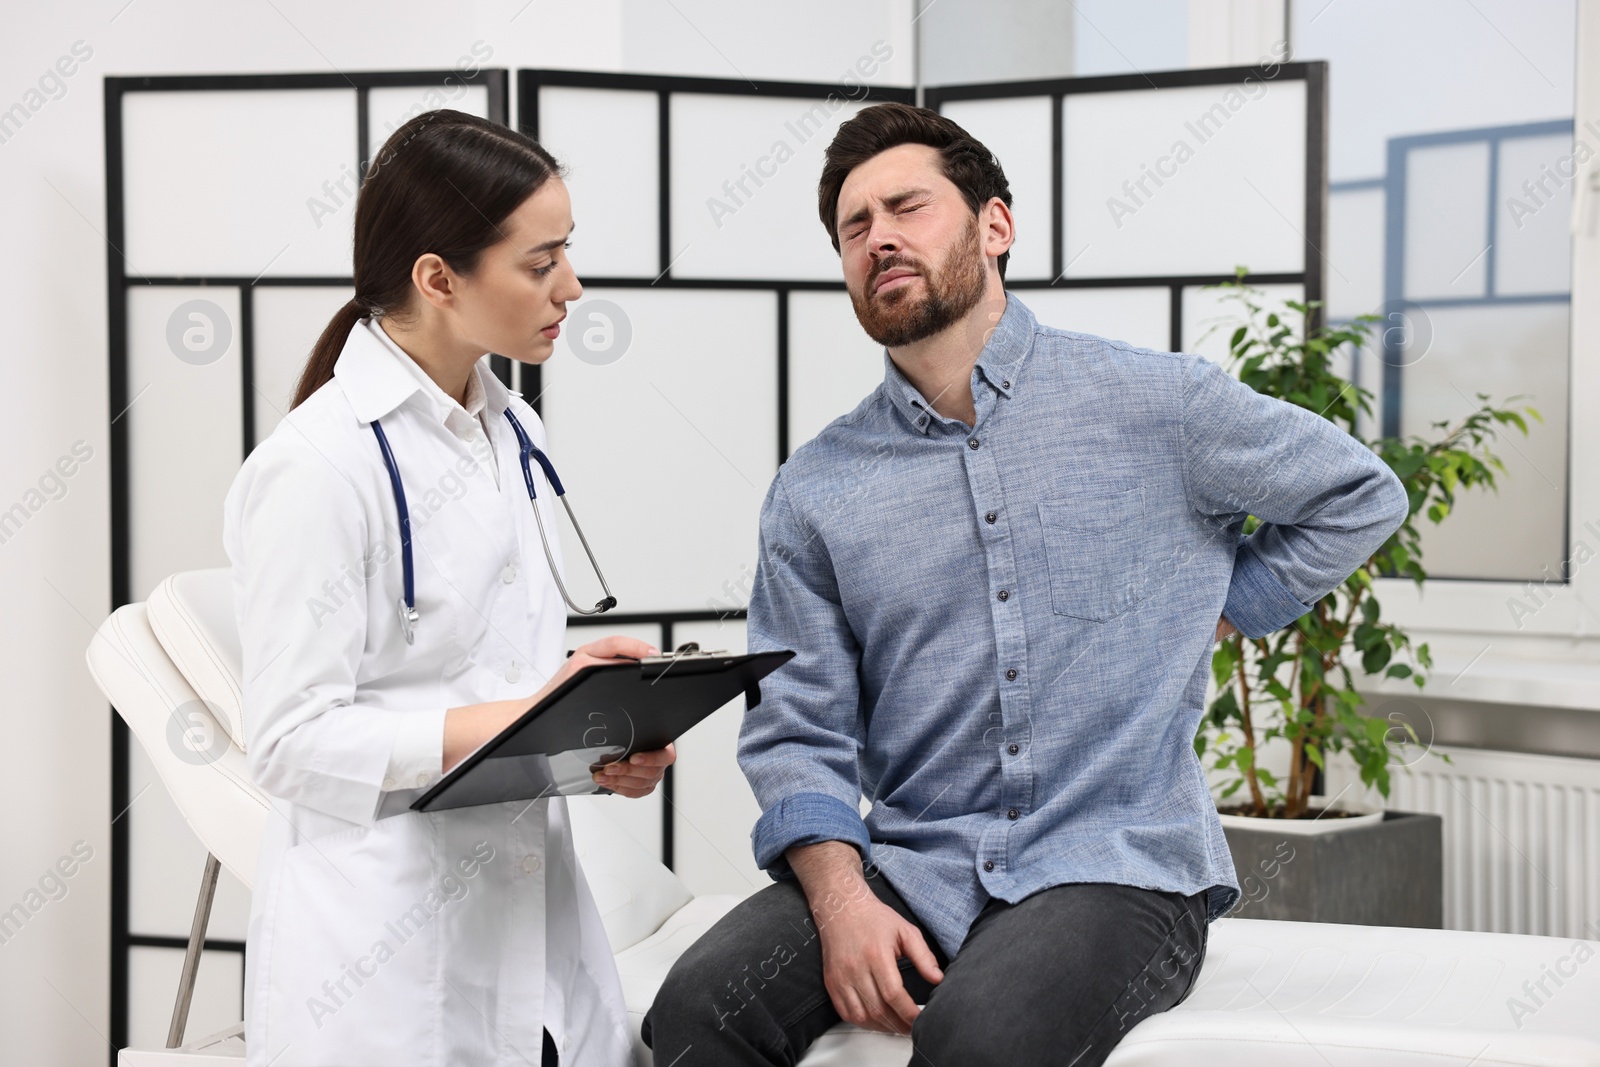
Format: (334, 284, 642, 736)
(568, 795, 696, 954)
(1116, 917, 1600, 1066)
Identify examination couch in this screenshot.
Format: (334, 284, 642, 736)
(88, 569, 1600, 1066)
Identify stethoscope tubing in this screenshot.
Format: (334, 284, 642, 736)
(371, 406, 615, 646)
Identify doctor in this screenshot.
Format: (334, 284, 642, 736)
(223, 109, 672, 1067)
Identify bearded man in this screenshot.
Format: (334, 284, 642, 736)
(643, 102, 1407, 1067)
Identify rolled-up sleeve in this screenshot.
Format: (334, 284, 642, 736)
(1179, 355, 1409, 639)
(739, 476, 872, 878)
(224, 435, 446, 826)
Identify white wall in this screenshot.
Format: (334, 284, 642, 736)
(0, 1, 911, 1059)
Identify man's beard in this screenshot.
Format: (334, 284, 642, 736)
(849, 217, 987, 348)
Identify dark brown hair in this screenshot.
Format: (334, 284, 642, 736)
(817, 102, 1013, 279)
(292, 110, 563, 409)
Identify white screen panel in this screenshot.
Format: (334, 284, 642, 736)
(671, 619, 765, 898)
(1495, 134, 1573, 296)
(938, 96, 1054, 281)
(670, 94, 867, 280)
(366, 83, 490, 162)
(1402, 302, 1568, 581)
(128, 744, 251, 941)
(540, 289, 777, 614)
(123, 90, 357, 278)
(1015, 287, 1170, 352)
(538, 87, 660, 279)
(1181, 283, 1304, 363)
(1326, 187, 1385, 320)
(253, 286, 353, 445)
(787, 291, 884, 451)
(1403, 141, 1490, 301)
(128, 946, 242, 1050)
(129, 287, 241, 601)
(1062, 80, 1306, 279)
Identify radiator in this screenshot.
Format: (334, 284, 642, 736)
(1329, 745, 1600, 939)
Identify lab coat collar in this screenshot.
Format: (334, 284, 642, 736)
(334, 316, 512, 425)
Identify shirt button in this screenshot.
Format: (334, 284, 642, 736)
(505, 663, 521, 684)
(1008, 808, 1020, 820)
(501, 562, 517, 584)
(997, 590, 1009, 602)
(985, 511, 997, 524)
(382, 776, 396, 790)
(415, 772, 432, 788)
(967, 437, 980, 450)
(1002, 380, 1011, 389)
(983, 860, 995, 873)
(1008, 743, 1020, 755)
(1005, 668, 1018, 680)
(522, 854, 541, 874)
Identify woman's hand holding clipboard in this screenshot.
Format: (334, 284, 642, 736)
(417, 640, 795, 813)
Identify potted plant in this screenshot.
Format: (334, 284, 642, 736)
(1194, 272, 1539, 927)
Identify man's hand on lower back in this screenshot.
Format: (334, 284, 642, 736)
(1215, 615, 1238, 641)
(785, 841, 944, 1034)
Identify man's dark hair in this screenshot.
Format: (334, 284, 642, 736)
(817, 102, 1014, 279)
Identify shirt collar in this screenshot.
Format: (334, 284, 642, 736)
(882, 292, 1037, 434)
(334, 316, 511, 425)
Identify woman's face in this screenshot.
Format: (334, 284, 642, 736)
(452, 177, 582, 366)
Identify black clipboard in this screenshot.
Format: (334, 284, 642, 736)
(411, 648, 795, 812)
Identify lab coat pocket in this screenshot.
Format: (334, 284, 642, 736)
(1038, 486, 1146, 622)
(262, 813, 440, 1066)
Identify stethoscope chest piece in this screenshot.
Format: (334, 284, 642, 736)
(398, 598, 419, 646)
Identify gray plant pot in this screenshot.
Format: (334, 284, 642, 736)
(1220, 810, 1443, 927)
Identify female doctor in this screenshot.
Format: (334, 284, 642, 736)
(222, 110, 673, 1067)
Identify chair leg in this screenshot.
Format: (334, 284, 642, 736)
(167, 853, 222, 1049)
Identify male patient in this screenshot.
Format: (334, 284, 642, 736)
(644, 103, 1408, 1066)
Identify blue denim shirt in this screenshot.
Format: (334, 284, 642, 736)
(738, 293, 1409, 958)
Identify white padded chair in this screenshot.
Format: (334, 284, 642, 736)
(89, 569, 1600, 1066)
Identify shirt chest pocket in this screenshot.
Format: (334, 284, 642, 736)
(1037, 486, 1147, 622)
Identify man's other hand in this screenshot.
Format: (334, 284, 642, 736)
(787, 841, 943, 1035)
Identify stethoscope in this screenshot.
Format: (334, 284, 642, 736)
(370, 408, 616, 645)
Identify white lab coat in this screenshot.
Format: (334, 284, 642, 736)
(223, 317, 632, 1067)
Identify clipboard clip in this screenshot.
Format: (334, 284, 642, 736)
(638, 641, 733, 681)
(641, 641, 729, 662)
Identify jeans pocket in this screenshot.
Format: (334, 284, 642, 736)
(1038, 485, 1146, 621)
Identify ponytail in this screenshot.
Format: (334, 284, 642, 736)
(292, 296, 370, 410)
(285, 109, 563, 412)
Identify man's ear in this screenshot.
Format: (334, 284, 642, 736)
(980, 196, 1015, 263)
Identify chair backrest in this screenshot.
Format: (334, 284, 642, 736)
(147, 570, 246, 751)
(86, 588, 268, 887)
(86, 569, 696, 950)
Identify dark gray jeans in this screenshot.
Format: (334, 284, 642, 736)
(642, 866, 1209, 1067)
